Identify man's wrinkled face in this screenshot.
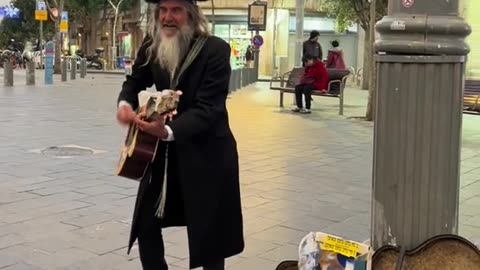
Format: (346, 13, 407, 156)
(159, 0, 189, 37)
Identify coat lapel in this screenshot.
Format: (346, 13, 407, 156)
(152, 63, 171, 90)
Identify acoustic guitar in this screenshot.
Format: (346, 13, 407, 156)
(116, 90, 180, 180)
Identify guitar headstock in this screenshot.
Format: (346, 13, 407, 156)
(144, 90, 180, 120)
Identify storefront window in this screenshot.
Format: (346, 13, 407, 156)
(118, 32, 132, 58)
(211, 23, 253, 69)
(215, 24, 230, 39)
(230, 24, 251, 69)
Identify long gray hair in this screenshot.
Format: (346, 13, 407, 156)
(144, 2, 211, 69)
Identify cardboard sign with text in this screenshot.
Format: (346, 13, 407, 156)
(299, 232, 372, 270)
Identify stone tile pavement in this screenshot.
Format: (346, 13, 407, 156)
(0, 74, 479, 269)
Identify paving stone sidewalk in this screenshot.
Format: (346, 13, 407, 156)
(0, 76, 479, 270)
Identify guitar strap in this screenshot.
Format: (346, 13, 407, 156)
(155, 35, 208, 219)
(171, 36, 208, 89)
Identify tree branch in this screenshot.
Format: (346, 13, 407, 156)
(350, 0, 369, 30)
(107, 0, 125, 11)
(107, 0, 116, 10)
(45, 0, 58, 21)
(95, 0, 114, 29)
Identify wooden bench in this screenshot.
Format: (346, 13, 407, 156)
(269, 67, 350, 115)
(464, 80, 480, 113)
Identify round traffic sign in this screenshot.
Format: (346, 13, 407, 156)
(252, 35, 264, 48)
(402, 0, 414, 8)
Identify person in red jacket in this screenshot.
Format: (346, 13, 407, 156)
(292, 54, 329, 114)
(326, 40, 346, 70)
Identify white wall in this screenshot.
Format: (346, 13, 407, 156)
(287, 32, 359, 70)
(356, 27, 366, 72)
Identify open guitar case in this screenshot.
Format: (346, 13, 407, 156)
(372, 234, 480, 270)
(274, 234, 480, 270)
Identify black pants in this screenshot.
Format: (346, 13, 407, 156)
(295, 84, 315, 109)
(137, 185, 224, 270)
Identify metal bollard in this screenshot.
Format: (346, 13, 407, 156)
(243, 69, 247, 87)
(26, 61, 35, 85)
(228, 73, 234, 93)
(232, 70, 238, 91)
(61, 59, 68, 82)
(70, 58, 77, 80)
(3, 60, 13, 87)
(236, 70, 241, 90)
(80, 58, 87, 78)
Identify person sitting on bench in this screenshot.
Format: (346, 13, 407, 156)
(326, 40, 346, 70)
(292, 54, 329, 114)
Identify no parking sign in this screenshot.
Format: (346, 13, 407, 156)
(252, 35, 264, 48)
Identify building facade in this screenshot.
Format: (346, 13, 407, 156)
(72, 0, 149, 67)
(198, 0, 361, 77)
(76, 0, 363, 75)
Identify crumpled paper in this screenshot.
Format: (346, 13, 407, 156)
(298, 232, 321, 270)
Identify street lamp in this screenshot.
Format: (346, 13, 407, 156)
(371, 0, 471, 250)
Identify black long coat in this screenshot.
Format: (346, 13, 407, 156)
(117, 35, 244, 269)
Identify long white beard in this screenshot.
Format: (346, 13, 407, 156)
(156, 25, 194, 80)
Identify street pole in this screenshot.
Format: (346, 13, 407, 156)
(40, 21, 43, 45)
(371, 0, 471, 251)
(271, 0, 277, 76)
(253, 29, 260, 82)
(248, 0, 267, 82)
(40, 20, 44, 68)
(294, 0, 304, 66)
(210, 0, 215, 35)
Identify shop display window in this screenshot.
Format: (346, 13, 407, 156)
(211, 23, 253, 69)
